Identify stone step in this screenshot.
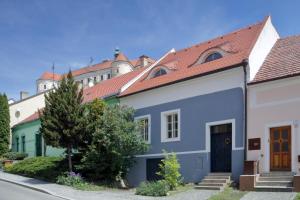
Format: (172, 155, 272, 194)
(254, 186, 293, 192)
(194, 185, 222, 190)
(205, 176, 231, 180)
(197, 183, 225, 187)
(208, 173, 231, 176)
(202, 179, 228, 184)
(256, 181, 293, 187)
(260, 172, 294, 177)
(258, 176, 293, 181)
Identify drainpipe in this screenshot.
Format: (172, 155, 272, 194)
(242, 59, 249, 161)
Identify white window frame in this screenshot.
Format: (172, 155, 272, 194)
(135, 115, 151, 144)
(161, 109, 181, 142)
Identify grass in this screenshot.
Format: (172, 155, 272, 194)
(208, 186, 247, 200)
(294, 193, 300, 200)
(168, 184, 194, 196)
(72, 182, 106, 191)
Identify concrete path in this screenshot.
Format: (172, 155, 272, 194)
(0, 180, 63, 200)
(0, 171, 218, 200)
(241, 191, 297, 200)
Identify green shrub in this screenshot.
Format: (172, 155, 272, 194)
(4, 157, 66, 182)
(2, 152, 28, 160)
(57, 172, 86, 187)
(135, 180, 170, 196)
(157, 151, 182, 190)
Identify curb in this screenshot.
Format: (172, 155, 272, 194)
(0, 176, 76, 200)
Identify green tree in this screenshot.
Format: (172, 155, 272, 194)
(81, 104, 148, 181)
(81, 99, 106, 150)
(0, 93, 10, 156)
(39, 71, 85, 172)
(157, 151, 182, 190)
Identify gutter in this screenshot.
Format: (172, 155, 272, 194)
(242, 59, 249, 161)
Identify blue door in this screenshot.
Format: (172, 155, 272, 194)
(210, 124, 232, 172)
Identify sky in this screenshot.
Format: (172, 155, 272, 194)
(0, 0, 300, 100)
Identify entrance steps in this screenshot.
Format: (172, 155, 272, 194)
(195, 173, 231, 190)
(254, 172, 294, 192)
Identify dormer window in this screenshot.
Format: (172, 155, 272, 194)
(153, 68, 167, 78)
(204, 52, 222, 63)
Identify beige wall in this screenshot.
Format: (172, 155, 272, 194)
(247, 76, 300, 174)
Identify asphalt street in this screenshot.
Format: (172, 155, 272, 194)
(0, 180, 63, 200)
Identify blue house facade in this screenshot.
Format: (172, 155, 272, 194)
(119, 16, 279, 186)
(120, 67, 246, 186)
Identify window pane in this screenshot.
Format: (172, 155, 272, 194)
(273, 130, 279, 140)
(174, 129, 178, 138)
(168, 131, 172, 138)
(282, 129, 288, 139)
(273, 142, 280, 152)
(167, 115, 172, 123)
(282, 142, 289, 152)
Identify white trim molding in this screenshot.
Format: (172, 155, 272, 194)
(135, 149, 208, 158)
(161, 109, 181, 143)
(263, 121, 297, 173)
(134, 114, 151, 144)
(205, 119, 242, 152)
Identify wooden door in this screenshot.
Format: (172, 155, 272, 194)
(270, 126, 291, 171)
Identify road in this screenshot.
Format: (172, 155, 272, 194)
(0, 180, 64, 200)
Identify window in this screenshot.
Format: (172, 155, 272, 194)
(94, 77, 97, 83)
(204, 52, 222, 63)
(100, 75, 104, 81)
(107, 74, 111, 79)
(44, 84, 47, 90)
(135, 115, 151, 143)
(16, 137, 19, 152)
(87, 78, 91, 83)
(21, 136, 26, 153)
(161, 109, 180, 142)
(153, 68, 167, 78)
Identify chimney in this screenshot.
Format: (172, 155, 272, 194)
(20, 91, 29, 100)
(114, 47, 120, 59)
(139, 55, 149, 67)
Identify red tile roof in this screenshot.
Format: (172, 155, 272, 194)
(120, 18, 268, 97)
(251, 35, 300, 84)
(38, 56, 155, 80)
(39, 72, 62, 81)
(115, 53, 129, 62)
(82, 67, 147, 103)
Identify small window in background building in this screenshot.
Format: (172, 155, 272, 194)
(116, 69, 119, 73)
(16, 137, 19, 152)
(107, 74, 111, 79)
(94, 77, 97, 83)
(21, 136, 26, 153)
(101, 75, 104, 81)
(44, 84, 47, 89)
(87, 78, 91, 83)
(153, 69, 167, 78)
(204, 52, 222, 63)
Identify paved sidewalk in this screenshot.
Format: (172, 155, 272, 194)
(0, 171, 218, 200)
(241, 191, 296, 200)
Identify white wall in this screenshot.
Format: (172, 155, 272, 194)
(247, 77, 300, 173)
(120, 67, 245, 109)
(37, 80, 58, 93)
(248, 16, 279, 81)
(111, 61, 133, 77)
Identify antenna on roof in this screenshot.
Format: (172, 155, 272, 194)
(52, 62, 55, 87)
(89, 57, 94, 66)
